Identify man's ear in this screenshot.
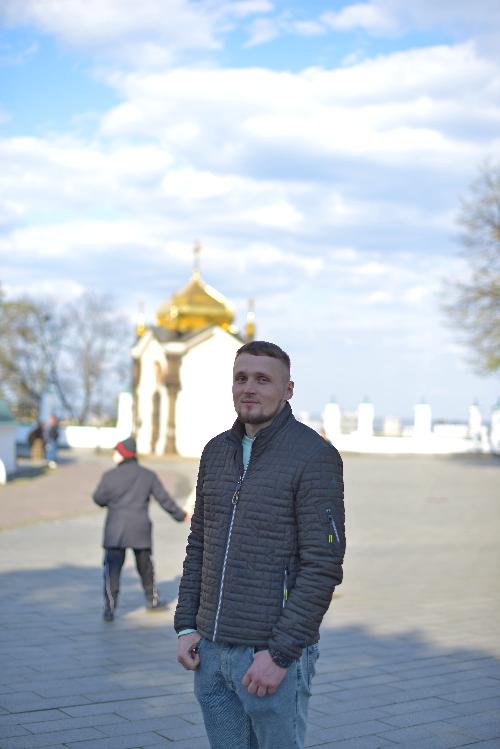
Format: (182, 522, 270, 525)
(285, 380, 294, 401)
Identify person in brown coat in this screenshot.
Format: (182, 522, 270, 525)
(93, 436, 188, 621)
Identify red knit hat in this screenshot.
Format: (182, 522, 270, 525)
(115, 436, 136, 459)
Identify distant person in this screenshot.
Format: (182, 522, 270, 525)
(28, 420, 44, 460)
(44, 415, 59, 469)
(175, 341, 345, 749)
(92, 437, 188, 622)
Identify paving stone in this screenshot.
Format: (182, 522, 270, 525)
(0, 726, 103, 749)
(442, 718, 500, 742)
(445, 710, 500, 731)
(306, 718, 394, 743)
(0, 725, 31, 740)
(146, 739, 210, 749)
(0, 693, 91, 713)
(382, 697, 459, 715)
(376, 720, 473, 744)
(64, 733, 172, 749)
(24, 713, 128, 734)
(1, 453, 499, 748)
(386, 737, 475, 749)
(311, 706, 393, 729)
(306, 735, 395, 748)
(377, 705, 468, 728)
(96, 715, 205, 739)
(0, 712, 65, 728)
(154, 722, 210, 741)
(60, 702, 134, 718)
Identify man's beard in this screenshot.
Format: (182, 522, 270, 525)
(236, 402, 284, 425)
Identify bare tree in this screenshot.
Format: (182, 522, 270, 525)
(62, 293, 131, 424)
(0, 289, 132, 423)
(444, 162, 500, 373)
(0, 291, 72, 418)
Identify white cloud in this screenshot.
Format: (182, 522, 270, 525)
(0, 0, 273, 66)
(321, 3, 397, 35)
(378, 0, 500, 36)
(403, 285, 432, 304)
(0, 40, 38, 66)
(310, 1, 500, 50)
(364, 291, 393, 304)
(235, 1, 500, 57)
(1, 220, 159, 258)
(244, 17, 282, 47)
(1, 41, 497, 283)
(241, 200, 302, 229)
(1, 8, 499, 417)
(0, 0, 210, 51)
(292, 20, 325, 37)
(96, 44, 499, 176)
(216, 1, 274, 19)
(355, 261, 391, 276)
(3, 278, 86, 301)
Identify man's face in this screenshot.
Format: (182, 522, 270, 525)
(232, 353, 294, 434)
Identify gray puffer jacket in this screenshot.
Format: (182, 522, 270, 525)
(174, 403, 345, 662)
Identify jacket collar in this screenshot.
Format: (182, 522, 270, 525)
(118, 457, 137, 466)
(228, 401, 294, 451)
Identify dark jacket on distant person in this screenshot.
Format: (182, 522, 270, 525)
(93, 458, 186, 549)
(174, 403, 345, 663)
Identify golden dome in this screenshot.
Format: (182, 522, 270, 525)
(156, 243, 235, 333)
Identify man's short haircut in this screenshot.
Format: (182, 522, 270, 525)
(235, 340, 291, 376)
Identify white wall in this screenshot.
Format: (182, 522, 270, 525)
(0, 424, 17, 477)
(64, 426, 119, 449)
(332, 432, 479, 455)
(16, 424, 119, 450)
(156, 386, 169, 455)
(116, 392, 133, 439)
(175, 329, 240, 457)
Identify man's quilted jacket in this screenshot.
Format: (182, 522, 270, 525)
(174, 403, 345, 662)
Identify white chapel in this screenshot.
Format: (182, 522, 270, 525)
(131, 245, 255, 458)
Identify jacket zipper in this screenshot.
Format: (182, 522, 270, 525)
(213, 471, 245, 641)
(282, 566, 288, 608)
(326, 508, 340, 544)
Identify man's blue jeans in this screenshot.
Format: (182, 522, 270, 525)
(194, 638, 319, 749)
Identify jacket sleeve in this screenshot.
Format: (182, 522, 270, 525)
(92, 474, 111, 507)
(151, 473, 187, 522)
(174, 450, 207, 633)
(268, 444, 345, 662)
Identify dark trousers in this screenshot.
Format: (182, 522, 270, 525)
(103, 547, 158, 610)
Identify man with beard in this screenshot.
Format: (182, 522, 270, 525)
(175, 341, 345, 749)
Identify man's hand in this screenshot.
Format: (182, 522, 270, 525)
(242, 650, 287, 697)
(177, 632, 201, 671)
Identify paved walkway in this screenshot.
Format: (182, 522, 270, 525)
(0, 452, 499, 748)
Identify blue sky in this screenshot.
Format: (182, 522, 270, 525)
(1, 0, 499, 421)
